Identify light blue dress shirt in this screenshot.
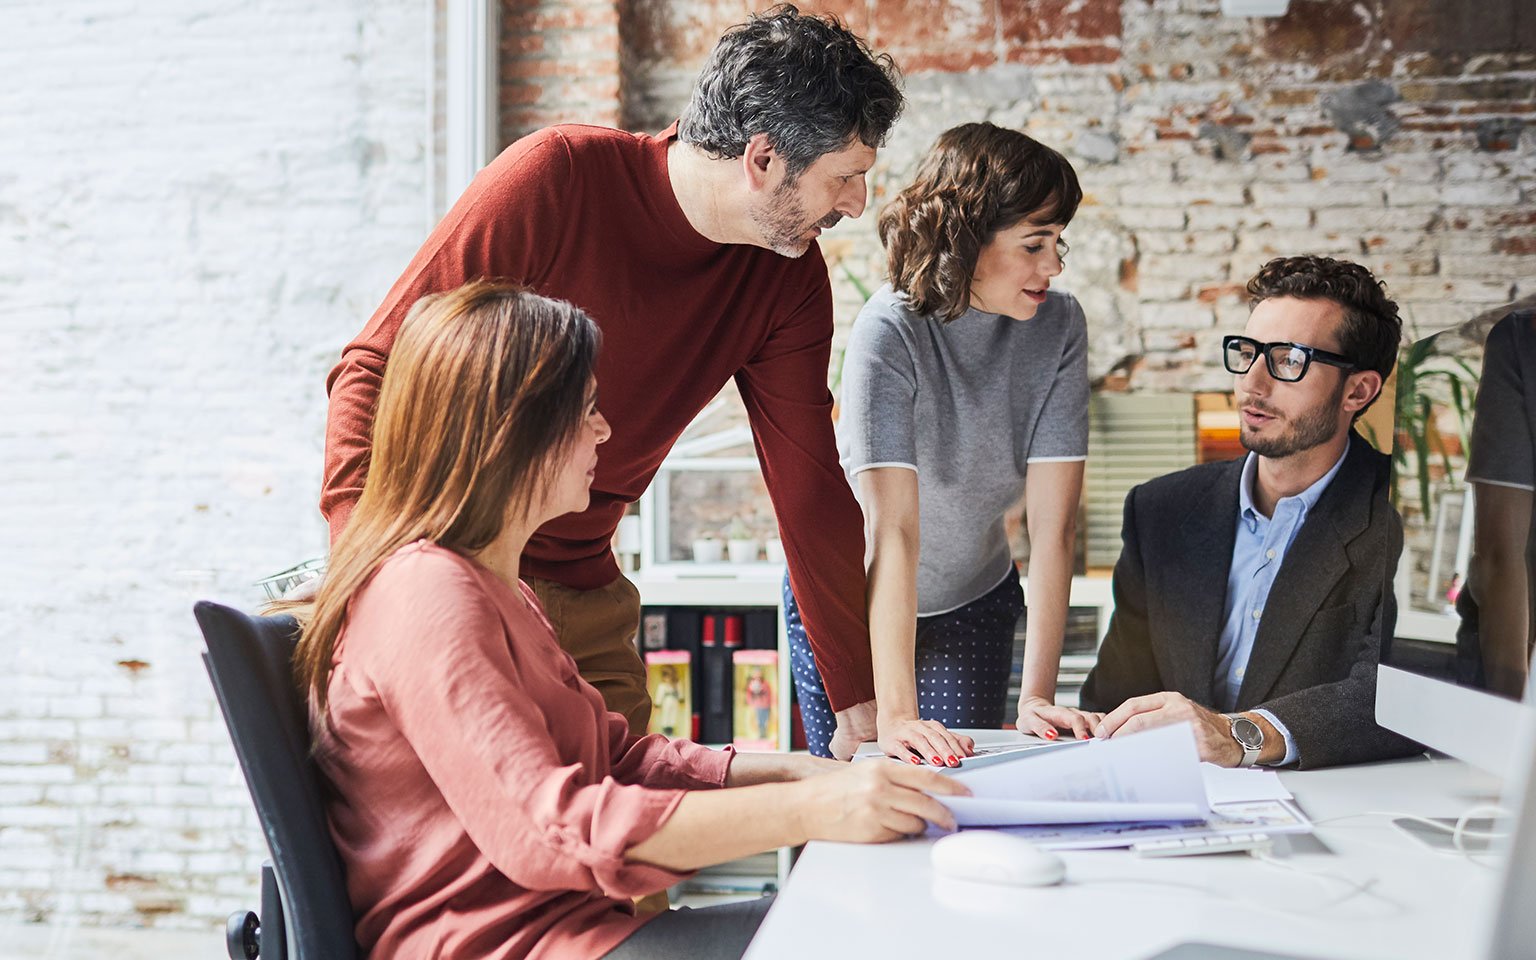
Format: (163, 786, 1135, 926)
(1214, 445, 1350, 766)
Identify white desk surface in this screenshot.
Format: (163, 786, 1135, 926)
(746, 729, 1501, 960)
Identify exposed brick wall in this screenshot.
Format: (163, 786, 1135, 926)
(4, 0, 1529, 937)
(2, 0, 430, 930)
(507, 0, 1535, 393)
(501, 0, 624, 145)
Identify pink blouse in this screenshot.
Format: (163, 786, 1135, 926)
(312, 541, 733, 959)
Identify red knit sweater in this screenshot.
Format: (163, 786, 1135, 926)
(321, 123, 874, 708)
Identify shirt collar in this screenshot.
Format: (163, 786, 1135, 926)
(1238, 442, 1351, 525)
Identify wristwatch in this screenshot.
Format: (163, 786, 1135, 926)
(1227, 715, 1264, 767)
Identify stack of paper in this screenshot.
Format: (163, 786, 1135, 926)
(940, 723, 1210, 826)
(925, 723, 1314, 849)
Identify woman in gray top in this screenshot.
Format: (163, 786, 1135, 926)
(785, 124, 1103, 762)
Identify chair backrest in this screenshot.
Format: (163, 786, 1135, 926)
(196, 601, 359, 960)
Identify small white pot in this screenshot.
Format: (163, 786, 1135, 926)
(727, 538, 761, 564)
(764, 538, 786, 565)
(692, 538, 723, 563)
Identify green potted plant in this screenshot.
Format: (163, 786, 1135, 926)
(1368, 333, 1477, 526)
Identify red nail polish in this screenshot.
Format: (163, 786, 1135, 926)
(947, 755, 958, 765)
(1044, 729, 1058, 740)
(909, 756, 922, 765)
(932, 756, 943, 765)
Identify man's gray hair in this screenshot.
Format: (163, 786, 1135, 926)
(677, 4, 903, 180)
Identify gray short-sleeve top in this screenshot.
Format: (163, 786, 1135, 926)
(837, 283, 1090, 615)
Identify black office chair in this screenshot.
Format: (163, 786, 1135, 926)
(195, 601, 360, 960)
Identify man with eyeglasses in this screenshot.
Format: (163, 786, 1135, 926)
(1080, 255, 1421, 769)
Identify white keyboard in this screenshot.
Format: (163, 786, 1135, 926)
(1132, 833, 1274, 858)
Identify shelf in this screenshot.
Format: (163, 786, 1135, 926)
(633, 579, 794, 891)
(632, 571, 784, 607)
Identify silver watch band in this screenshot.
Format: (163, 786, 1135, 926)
(1229, 715, 1263, 767)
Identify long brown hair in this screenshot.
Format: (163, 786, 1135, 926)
(293, 280, 601, 711)
(879, 123, 1082, 322)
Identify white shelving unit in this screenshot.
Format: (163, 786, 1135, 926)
(630, 573, 794, 756)
(632, 572, 795, 890)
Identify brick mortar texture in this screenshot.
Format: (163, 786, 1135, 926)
(3, 0, 1532, 937)
(2, 0, 430, 930)
(560, 0, 1535, 395)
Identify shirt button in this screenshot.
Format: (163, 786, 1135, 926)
(1252, 609, 1262, 620)
(1266, 549, 1276, 559)
(1236, 667, 1246, 678)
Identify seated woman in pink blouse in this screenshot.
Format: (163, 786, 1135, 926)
(293, 281, 967, 960)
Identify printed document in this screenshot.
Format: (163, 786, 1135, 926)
(939, 723, 1209, 826)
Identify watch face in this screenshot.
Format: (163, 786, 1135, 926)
(1231, 717, 1264, 749)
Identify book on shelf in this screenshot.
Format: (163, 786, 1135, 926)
(698, 614, 736, 745)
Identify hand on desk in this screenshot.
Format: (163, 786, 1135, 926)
(830, 698, 878, 761)
(1092, 691, 1281, 767)
(1015, 695, 1103, 742)
(876, 717, 975, 768)
(796, 759, 970, 842)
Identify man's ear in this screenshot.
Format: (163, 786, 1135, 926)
(1343, 369, 1383, 415)
(741, 132, 776, 194)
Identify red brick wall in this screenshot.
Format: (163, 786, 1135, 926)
(500, 0, 1536, 388)
(500, 0, 623, 143)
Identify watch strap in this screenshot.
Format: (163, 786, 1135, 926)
(1228, 715, 1262, 767)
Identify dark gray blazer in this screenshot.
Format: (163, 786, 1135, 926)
(1079, 431, 1422, 769)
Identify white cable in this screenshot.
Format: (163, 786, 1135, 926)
(1248, 848, 1386, 909)
(1308, 806, 1512, 869)
(1083, 865, 1404, 923)
(1312, 808, 1510, 839)
(1453, 804, 1510, 854)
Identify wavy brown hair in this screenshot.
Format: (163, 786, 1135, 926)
(292, 281, 600, 712)
(879, 123, 1082, 322)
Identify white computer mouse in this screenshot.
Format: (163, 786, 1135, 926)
(930, 830, 1066, 887)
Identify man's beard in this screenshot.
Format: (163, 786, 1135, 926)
(751, 179, 843, 258)
(1239, 380, 1346, 459)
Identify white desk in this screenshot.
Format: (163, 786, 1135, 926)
(746, 730, 1502, 960)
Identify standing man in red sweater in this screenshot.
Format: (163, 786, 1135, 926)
(322, 5, 899, 757)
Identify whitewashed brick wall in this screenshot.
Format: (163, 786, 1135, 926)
(0, 0, 431, 929)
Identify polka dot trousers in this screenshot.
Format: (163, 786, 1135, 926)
(785, 566, 1022, 758)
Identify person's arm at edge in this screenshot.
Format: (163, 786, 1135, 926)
(626, 761, 968, 873)
(859, 468, 974, 765)
(607, 720, 841, 790)
(1467, 480, 1532, 698)
(1015, 459, 1092, 739)
(734, 269, 875, 725)
(1464, 315, 1535, 697)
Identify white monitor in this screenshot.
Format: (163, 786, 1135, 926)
(1480, 670, 1536, 958)
(1375, 311, 1535, 775)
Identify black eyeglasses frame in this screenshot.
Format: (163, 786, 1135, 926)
(1222, 335, 1358, 383)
